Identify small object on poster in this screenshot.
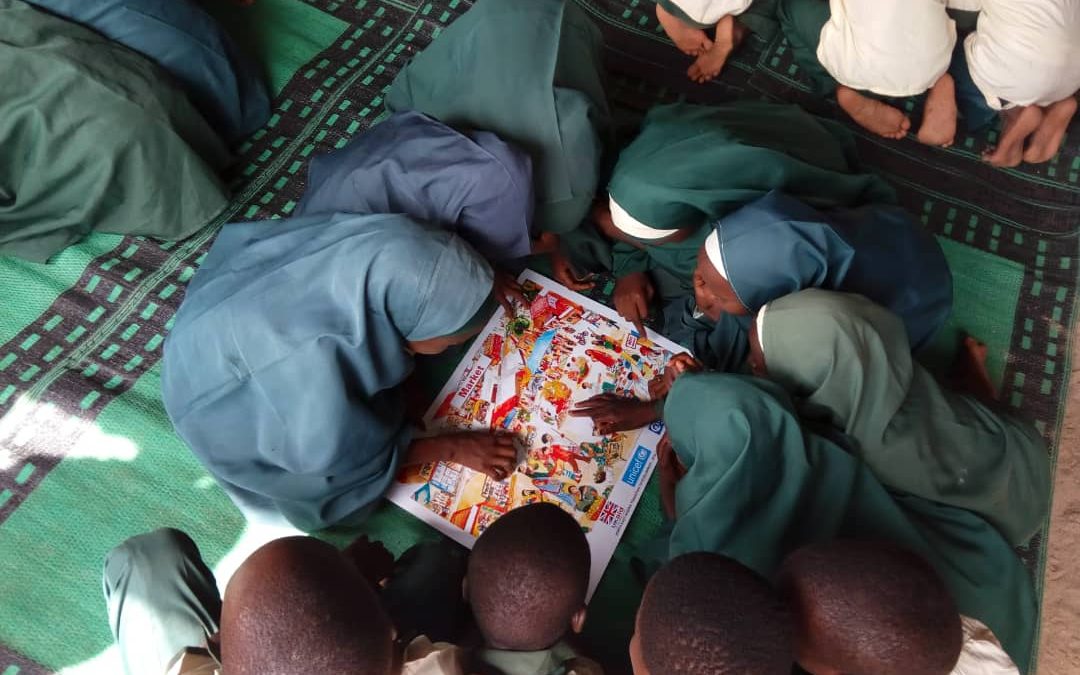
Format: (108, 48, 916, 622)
(387, 270, 689, 598)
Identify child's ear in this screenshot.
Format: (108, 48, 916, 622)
(570, 606, 587, 634)
(461, 575, 469, 603)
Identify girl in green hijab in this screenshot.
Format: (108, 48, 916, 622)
(660, 373, 1038, 672)
(749, 288, 1050, 547)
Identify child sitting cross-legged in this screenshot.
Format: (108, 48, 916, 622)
(465, 503, 603, 675)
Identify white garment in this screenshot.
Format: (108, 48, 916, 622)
(963, 0, 1080, 109)
(669, 0, 753, 26)
(951, 616, 1019, 675)
(703, 230, 728, 279)
(817, 0, 956, 96)
(609, 195, 679, 239)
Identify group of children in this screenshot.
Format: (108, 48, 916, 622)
(75, 0, 1063, 672)
(106, 504, 1020, 674)
(656, 0, 1079, 166)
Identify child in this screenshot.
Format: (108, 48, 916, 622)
(750, 289, 1051, 546)
(465, 503, 602, 674)
(24, 0, 270, 143)
(960, 0, 1080, 166)
(653, 1, 751, 82)
(778, 0, 960, 145)
(103, 529, 467, 675)
(656, 372, 1038, 670)
(596, 101, 893, 334)
(629, 552, 794, 674)
(777, 541, 1020, 674)
(297, 111, 535, 263)
(693, 190, 952, 352)
(386, 0, 612, 288)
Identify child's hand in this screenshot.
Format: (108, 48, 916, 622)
(663, 354, 704, 391)
(550, 249, 595, 291)
(614, 272, 654, 335)
(493, 270, 527, 314)
(444, 432, 517, 480)
(569, 394, 659, 435)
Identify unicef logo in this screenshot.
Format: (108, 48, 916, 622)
(647, 421, 665, 434)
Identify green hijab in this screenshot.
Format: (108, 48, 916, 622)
(664, 373, 1037, 672)
(758, 289, 1050, 546)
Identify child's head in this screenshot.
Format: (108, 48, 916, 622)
(594, 196, 696, 249)
(221, 536, 397, 675)
(466, 503, 590, 650)
(631, 552, 793, 675)
(777, 540, 963, 675)
(693, 244, 748, 321)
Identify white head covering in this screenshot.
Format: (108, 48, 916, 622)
(703, 229, 728, 279)
(609, 195, 681, 240)
(755, 303, 768, 357)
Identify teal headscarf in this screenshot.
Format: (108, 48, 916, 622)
(606, 102, 896, 237)
(386, 0, 610, 236)
(162, 213, 494, 531)
(758, 289, 1050, 546)
(707, 190, 951, 350)
(664, 373, 1038, 672)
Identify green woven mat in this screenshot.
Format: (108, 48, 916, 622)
(0, 0, 1076, 673)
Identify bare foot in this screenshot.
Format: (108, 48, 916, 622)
(837, 86, 911, 139)
(1022, 97, 1078, 164)
(951, 336, 999, 403)
(917, 73, 957, 147)
(656, 4, 712, 57)
(982, 105, 1043, 168)
(687, 14, 746, 83)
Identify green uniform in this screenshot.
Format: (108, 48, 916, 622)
(472, 642, 603, 675)
(607, 102, 894, 288)
(760, 289, 1051, 546)
(0, 0, 230, 262)
(663, 373, 1038, 672)
(386, 0, 610, 242)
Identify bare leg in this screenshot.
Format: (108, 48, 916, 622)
(951, 336, 998, 403)
(982, 105, 1043, 168)
(836, 85, 911, 139)
(1022, 96, 1078, 164)
(656, 4, 712, 57)
(687, 14, 746, 83)
(917, 73, 958, 147)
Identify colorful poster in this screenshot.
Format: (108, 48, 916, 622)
(387, 271, 687, 597)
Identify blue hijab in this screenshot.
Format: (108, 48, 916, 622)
(297, 111, 535, 261)
(26, 0, 269, 142)
(709, 191, 952, 351)
(162, 213, 494, 530)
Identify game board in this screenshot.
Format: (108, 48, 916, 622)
(387, 270, 687, 597)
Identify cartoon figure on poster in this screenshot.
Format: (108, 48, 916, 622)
(389, 271, 686, 594)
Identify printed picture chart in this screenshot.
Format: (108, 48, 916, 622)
(387, 270, 688, 597)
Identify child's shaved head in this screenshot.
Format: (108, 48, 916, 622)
(777, 540, 963, 675)
(467, 503, 590, 650)
(221, 536, 395, 675)
(632, 552, 793, 675)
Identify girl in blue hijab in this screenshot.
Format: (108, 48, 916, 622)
(296, 111, 535, 263)
(162, 212, 516, 531)
(692, 189, 952, 352)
